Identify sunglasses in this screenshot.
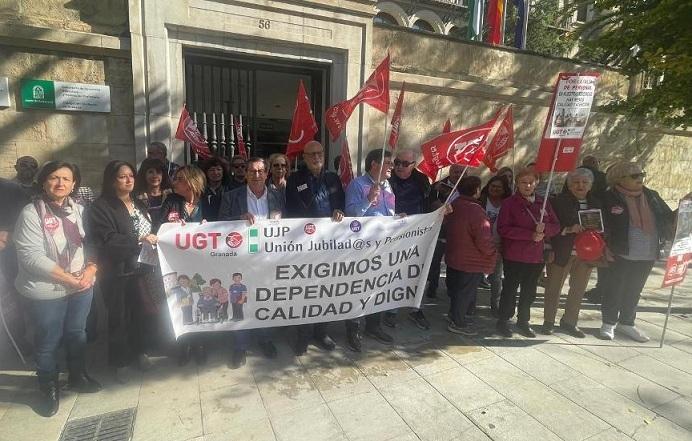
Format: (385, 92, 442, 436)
(628, 172, 646, 179)
(394, 159, 415, 167)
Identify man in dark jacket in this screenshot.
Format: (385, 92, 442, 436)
(285, 141, 345, 355)
(385, 149, 432, 330)
(218, 157, 284, 368)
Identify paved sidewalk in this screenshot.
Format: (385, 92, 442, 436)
(0, 266, 691, 441)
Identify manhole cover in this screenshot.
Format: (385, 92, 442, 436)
(59, 408, 136, 441)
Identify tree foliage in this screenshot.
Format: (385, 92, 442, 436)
(573, 0, 692, 127)
(504, 0, 575, 57)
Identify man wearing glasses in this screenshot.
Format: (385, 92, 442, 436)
(228, 156, 247, 191)
(384, 149, 432, 330)
(285, 141, 345, 355)
(218, 157, 284, 368)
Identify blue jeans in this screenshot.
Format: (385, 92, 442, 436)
(446, 269, 483, 326)
(28, 289, 93, 383)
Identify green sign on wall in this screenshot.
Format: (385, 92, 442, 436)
(20, 79, 55, 109)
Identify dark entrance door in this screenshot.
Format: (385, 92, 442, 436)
(184, 50, 329, 161)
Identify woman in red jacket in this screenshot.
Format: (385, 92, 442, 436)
(496, 168, 560, 338)
(445, 176, 497, 336)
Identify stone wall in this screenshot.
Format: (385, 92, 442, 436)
(369, 26, 692, 206)
(0, 1, 133, 189)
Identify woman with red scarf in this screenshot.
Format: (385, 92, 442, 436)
(599, 162, 673, 342)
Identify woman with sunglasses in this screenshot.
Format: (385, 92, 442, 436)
(267, 153, 290, 201)
(599, 162, 673, 342)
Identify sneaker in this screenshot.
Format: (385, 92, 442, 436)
(540, 322, 554, 335)
(516, 322, 536, 338)
(408, 311, 430, 330)
(447, 322, 478, 336)
(559, 320, 586, 338)
(137, 353, 153, 371)
(230, 350, 246, 369)
(616, 324, 650, 343)
(479, 279, 491, 290)
(599, 323, 615, 340)
(314, 335, 336, 351)
(365, 327, 394, 344)
(346, 330, 362, 352)
(496, 321, 513, 338)
(383, 312, 398, 328)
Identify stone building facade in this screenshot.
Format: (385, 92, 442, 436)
(0, 0, 690, 205)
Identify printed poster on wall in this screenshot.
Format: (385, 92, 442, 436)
(156, 210, 444, 338)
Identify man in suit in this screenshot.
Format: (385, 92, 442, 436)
(218, 157, 284, 368)
(285, 141, 345, 355)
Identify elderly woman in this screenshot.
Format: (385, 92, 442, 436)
(267, 153, 290, 198)
(87, 160, 159, 377)
(14, 161, 101, 417)
(542, 168, 602, 337)
(599, 162, 673, 342)
(496, 168, 561, 338)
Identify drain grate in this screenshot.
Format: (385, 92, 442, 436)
(59, 408, 137, 441)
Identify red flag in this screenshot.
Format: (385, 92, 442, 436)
(387, 82, 406, 150)
(416, 159, 439, 182)
(234, 116, 248, 159)
(535, 72, 600, 172)
(421, 119, 496, 169)
(326, 54, 390, 140)
(338, 139, 354, 188)
(175, 105, 212, 160)
(486, 0, 505, 45)
(443, 119, 451, 133)
(482, 106, 514, 172)
(286, 80, 318, 159)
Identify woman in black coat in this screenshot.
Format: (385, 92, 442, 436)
(86, 160, 159, 376)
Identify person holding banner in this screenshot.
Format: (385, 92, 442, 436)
(542, 168, 602, 338)
(344, 149, 396, 350)
(218, 157, 284, 368)
(599, 162, 674, 342)
(496, 168, 560, 338)
(285, 141, 345, 355)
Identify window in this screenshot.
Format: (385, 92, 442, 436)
(412, 19, 435, 33)
(374, 12, 398, 26)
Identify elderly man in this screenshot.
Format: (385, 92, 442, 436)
(542, 168, 602, 338)
(344, 149, 396, 350)
(218, 157, 284, 368)
(285, 141, 345, 355)
(147, 142, 180, 179)
(384, 149, 432, 329)
(425, 164, 464, 298)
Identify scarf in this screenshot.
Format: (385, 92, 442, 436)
(615, 185, 656, 235)
(34, 196, 83, 271)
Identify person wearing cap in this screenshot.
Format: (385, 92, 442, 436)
(599, 162, 673, 342)
(542, 168, 602, 338)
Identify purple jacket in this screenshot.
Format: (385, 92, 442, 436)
(497, 193, 560, 264)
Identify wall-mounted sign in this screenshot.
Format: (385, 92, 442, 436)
(20, 79, 111, 113)
(0, 77, 10, 108)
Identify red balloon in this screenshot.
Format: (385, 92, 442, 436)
(574, 231, 605, 261)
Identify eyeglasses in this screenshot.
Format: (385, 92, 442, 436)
(247, 169, 266, 175)
(272, 163, 288, 169)
(628, 172, 646, 179)
(394, 159, 415, 167)
(304, 151, 324, 158)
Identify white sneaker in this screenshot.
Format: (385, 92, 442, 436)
(616, 324, 650, 343)
(599, 323, 615, 340)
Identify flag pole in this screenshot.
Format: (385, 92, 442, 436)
(376, 106, 391, 183)
(659, 285, 676, 348)
(442, 165, 470, 206)
(538, 138, 561, 223)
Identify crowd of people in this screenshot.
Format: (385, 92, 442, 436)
(0, 143, 686, 418)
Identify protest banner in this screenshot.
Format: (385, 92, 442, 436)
(156, 209, 444, 338)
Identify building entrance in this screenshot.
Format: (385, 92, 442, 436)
(184, 50, 330, 162)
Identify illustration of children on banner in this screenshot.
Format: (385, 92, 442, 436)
(229, 272, 248, 321)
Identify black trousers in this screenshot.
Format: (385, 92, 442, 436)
(101, 276, 146, 367)
(447, 268, 483, 326)
(498, 260, 544, 323)
(601, 257, 654, 326)
(346, 313, 382, 334)
(427, 240, 446, 289)
(296, 322, 329, 343)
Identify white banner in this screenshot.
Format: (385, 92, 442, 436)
(548, 74, 598, 139)
(156, 210, 444, 338)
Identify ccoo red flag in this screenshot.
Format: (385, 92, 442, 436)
(234, 116, 248, 159)
(416, 159, 439, 182)
(387, 82, 405, 150)
(338, 139, 354, 188)
(326, 55, 390, 140)
(286, 80, 318, 159)
(175, 105, 212, 160)
(443, 119, 451, 133)
(482, 106, 514, 172)
(421, 119, 495, 169)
